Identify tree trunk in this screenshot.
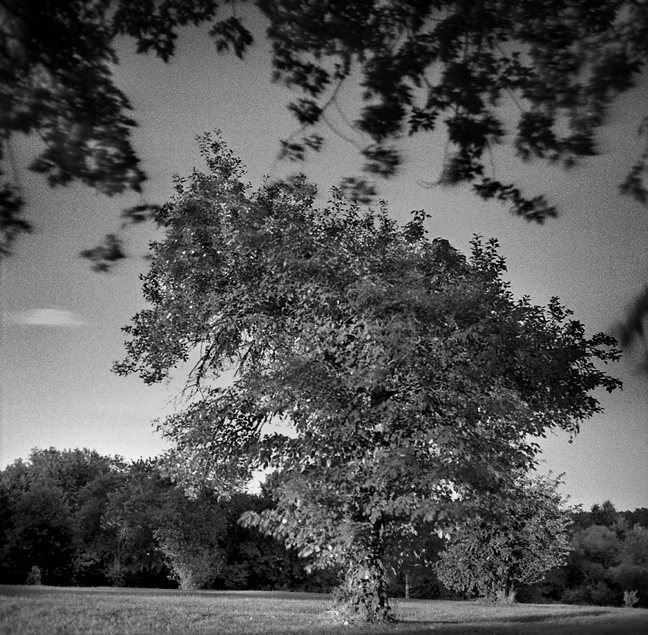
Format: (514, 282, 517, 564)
(506, 580, 516, 603)
(332, 518, 392, 622)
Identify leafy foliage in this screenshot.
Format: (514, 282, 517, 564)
(434, 473, 574, 600)
(4, 2, 648, 248)
(0, 0, 238, 259)
(537, 501, 648, 607)
(2, 479, 76, 585)
(100, 460, 174, 587)
(615, 286, 648, 371)
(250, 0, 648, 222)
(116, 135, 621, 621)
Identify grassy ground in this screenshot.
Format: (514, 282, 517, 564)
(1, 585, 647, 635)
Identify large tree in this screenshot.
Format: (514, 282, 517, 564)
(154, 487, 228, 590)
(116, 135, 621, 621)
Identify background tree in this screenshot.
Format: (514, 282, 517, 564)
(155, 487, 228, 590)
(626, 508, 648, 528)
(434, 473, 574, 601)
(72, 467, 129, 586)
(116, 136, 620, 622)
(0, 448, 128, 585)
(1, 478, 75, 585)
(23, 447, 121, 506)
(383, 521, 446, 599)
(590, 500, 621, 529)
(609, 525, 648, 607)
(101, 459, 173, 587)
(552, 502, 648, 607)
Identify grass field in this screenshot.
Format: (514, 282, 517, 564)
(1, 586, 647, 635)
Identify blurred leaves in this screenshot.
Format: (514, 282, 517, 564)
(79, 234, 126, 273)
(616, 286, 648, 371)
(0, 0, 236, 257)
(252, 0, 648, 222)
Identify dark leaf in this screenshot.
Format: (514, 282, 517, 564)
(79, 233, 127, 273)
(209, 16, 254, 59)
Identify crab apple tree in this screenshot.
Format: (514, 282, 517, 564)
(116, 134, 621, 622)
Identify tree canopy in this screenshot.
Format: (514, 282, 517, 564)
(116, 135, 621, 621)
(0, 447, 318, 590)
(3, 1, 647, 355)
(3, 1, 648, 242)
(256, 0, 648, 219)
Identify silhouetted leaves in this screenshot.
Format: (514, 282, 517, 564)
(0, 184, 28, 256)
(248, 0, 648, 221)
(0, 1, 235, 255)
(121, 203, 160, 225)
(361, 144, 401, 177)
(4, 1, 648, 257)
(79, 234, 127, 273)
(338, 177, 377, 205)
(616, 286, 648, 371)
(209, 16, 253, 59)
(288, 99, 323, 126)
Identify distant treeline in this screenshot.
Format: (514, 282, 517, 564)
(0, 448, 335, 592)
(1, 448, 646, 607)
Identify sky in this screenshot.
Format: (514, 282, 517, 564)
(1, 12, 647, 512)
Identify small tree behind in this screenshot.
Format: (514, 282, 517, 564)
(155, 488, 227, 590)
(435, 473, 574, 601)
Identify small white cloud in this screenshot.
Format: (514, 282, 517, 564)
(11, 308, 85, 327)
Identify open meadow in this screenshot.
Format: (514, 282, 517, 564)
(1, 586, 647, 635)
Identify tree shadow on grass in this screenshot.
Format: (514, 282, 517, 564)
(357, 610, 637, 635)
(487, 610, 611, 623)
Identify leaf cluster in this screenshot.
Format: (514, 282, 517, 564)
(554, 502, 648, 607)
(0, 0, 244, 257)
(253, 0, 648, 222)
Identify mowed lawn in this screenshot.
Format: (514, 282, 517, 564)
(1, 586, 647, 635)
